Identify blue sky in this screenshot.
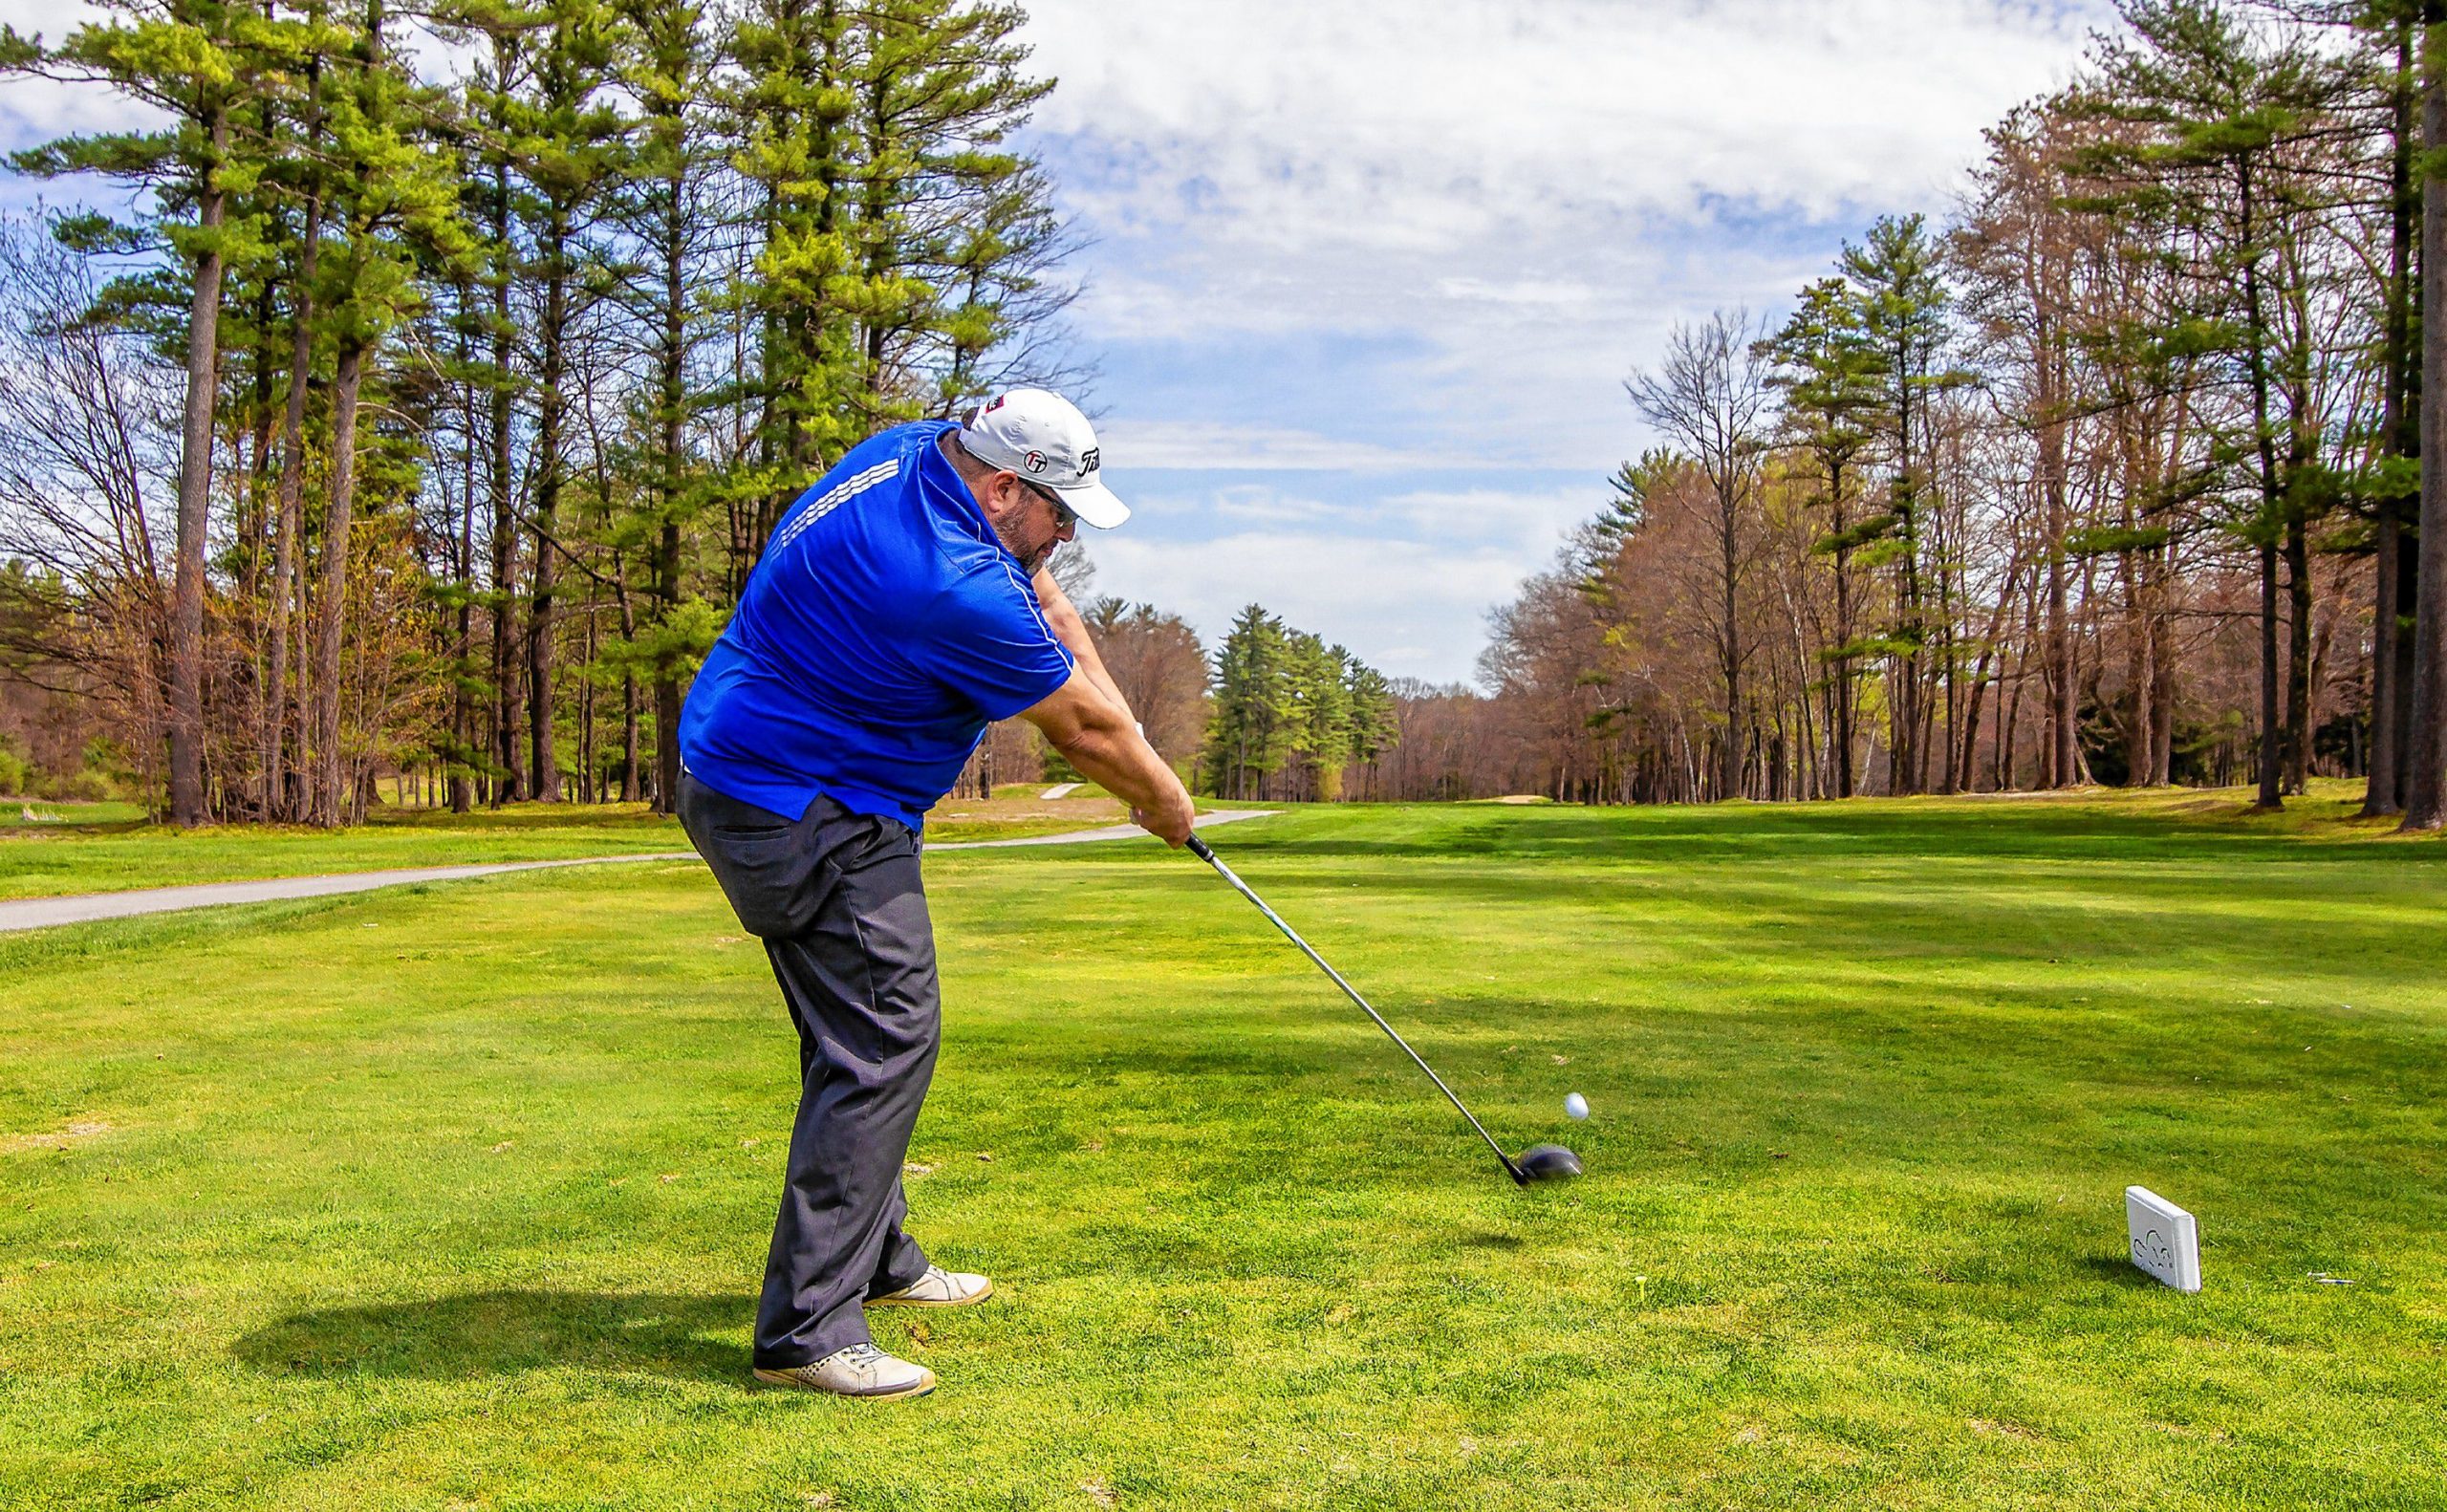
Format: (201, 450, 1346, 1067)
(1012, 0, 2116, 681)
(0, 0, 2118, 682)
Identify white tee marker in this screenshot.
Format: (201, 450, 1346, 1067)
(2126, 1186, 2201, 1293)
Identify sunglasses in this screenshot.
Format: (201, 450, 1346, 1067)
(1019, 477, 1076, 529)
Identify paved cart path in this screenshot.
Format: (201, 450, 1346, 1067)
(0, 810, 1275, 934)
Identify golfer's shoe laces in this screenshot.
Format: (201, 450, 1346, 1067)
(753, 1341, 936, 1400)
(869, 1264, 995, 1307)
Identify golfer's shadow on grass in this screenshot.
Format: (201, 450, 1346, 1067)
(232, 1290, 754, 1383)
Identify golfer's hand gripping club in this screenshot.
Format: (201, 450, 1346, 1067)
(1184, 835, 1531, 1185)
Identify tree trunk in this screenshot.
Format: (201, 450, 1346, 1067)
(2257, 540, 2283, 808)
(2392, 538, 2419, 807)
(2238, 158, 2285, 811)
(264, 180, 321, 825)
(2403, 11, 2447, 830)
(2371, 20, 2418, 814)
(452, 287, 477, 816)
(2284, 516, 2312, 795)
(654, 516, 682, 813)
(2150, 616, 2176, 786)
(651, 151, 688, 814)
(529, 213, 570, 803)
(487, 137, 523, 806)
(2043, 432, 2073, 791)
(1718, 496, 1741, 801)
(1831, 477, 1855, 798)
(169, 107, 230, 828)
(314, 341, 365, 827)
(2125, 550, 2152, 786)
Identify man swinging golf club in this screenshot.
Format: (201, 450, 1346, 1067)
(677, 389, 1196, 1401)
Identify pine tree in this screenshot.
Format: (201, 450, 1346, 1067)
(726, 0, 858, 554)
(2350, 0, 2423, 815)
(258, 0, 337, 821)
(1203, 605, 1293, 800)
(2401, 0, 2447, 830)
(1344, 658, 1398, 770)
(2077, 0, 2355, 808)
(8, 0, 271, 822)
(1840, 214, 1975, 794)
(1764, 277, 1882, 796)
(308, 0, 467, 823)
(608, 0, 720, 810)
(1286, 631, 1350, 800)
(505, 0, 627, 803)
(842, 0, 1053, 421)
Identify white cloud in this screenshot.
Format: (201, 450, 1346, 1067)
(1024, 0, 2104, 245)
(1017, 0, 2111, 676)
(1120, 475, 1592, 546)
(1074, 475, 1592, 681)
(1436, 276, 1598, 308)
(1099, 419, 1485, 471)
(1374, 484, 1593, 551)
(1024, 0, 2111, 401)
(0, 1, 157, 152)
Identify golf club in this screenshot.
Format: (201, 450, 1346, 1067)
(1185, 833, 1581, 1187)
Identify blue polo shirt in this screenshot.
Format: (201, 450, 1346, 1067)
(678, 421, 1076, 831)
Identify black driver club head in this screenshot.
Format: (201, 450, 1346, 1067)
(1511, 1143, 1583, 1184)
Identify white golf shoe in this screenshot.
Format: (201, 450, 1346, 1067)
(753, 1342, 936, 1401)
(869, 1264, 995, 1307)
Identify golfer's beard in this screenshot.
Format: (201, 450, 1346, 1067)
(996, 518, 1054, 575)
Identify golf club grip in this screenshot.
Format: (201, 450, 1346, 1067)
(1186, 833, 1215, 863)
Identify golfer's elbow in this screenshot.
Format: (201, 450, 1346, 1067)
(1047, 714, 1127, 772)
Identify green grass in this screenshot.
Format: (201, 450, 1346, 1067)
(0, 801, 1108, 901)
(4, 789, 2444, 1508)
(0, 799, 151, 826)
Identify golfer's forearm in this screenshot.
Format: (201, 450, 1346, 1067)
(1034, 571, 1133, 716)
(1049, 721, 1181, 817)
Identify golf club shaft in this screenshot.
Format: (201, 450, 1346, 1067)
(1185, 835, 1521, 1180)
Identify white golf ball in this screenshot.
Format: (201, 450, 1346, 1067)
(1565, 1092, 1590, 1121)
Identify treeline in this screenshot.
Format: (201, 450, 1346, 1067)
(1201, 604, 1397, 802)
(0, 0, 1072, 824)
(1380, 0, 2447, 823)
(946, 567, 1218, 800)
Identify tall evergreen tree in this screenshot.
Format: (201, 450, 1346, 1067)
(1840, 213, 1973, 794)
(1285, 631, 1350, 800)
(506, 0, 626, 802)
(308, 0, 466, 823)
(2401, 1, 2447, 830)
(7, 0, 270, 822)
(1203, 604, 1293, 800)
(2079, 0, 2356, 809)
(1765, 279, 1881, 797)
(609, 0, 720, 811)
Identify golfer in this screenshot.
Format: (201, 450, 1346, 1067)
(676, 388, 1196, 1401)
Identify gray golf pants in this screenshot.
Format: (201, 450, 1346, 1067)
(678, 771, 938, 1368)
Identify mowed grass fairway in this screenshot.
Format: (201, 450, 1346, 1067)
(4, 793, 2444, 1509)
(0, 788, 1126, 901)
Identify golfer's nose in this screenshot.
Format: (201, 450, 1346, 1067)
(1057, 517, 1078, 543)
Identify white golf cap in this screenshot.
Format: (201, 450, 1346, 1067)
(957, 388, 1129, 529)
